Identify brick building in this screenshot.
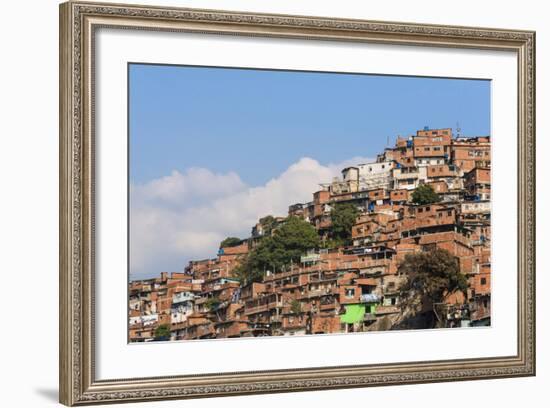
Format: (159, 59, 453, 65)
(129, 127, 491, 342)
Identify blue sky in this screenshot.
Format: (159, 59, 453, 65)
(129, 64, 490, 187)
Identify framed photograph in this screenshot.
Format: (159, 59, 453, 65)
(59, 1, 536, 405)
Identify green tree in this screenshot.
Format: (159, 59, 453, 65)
(290, 299, 302, 314)
(320, 238, 344, 249)
(398, 248, 468, 304)
(154, 324, 171, 340)
(220, 237, 242, 248)
(231, 262, 260, 286)
(234, 216, 320, 285)
(258, 215, 277, 236)
(205, 296, 221, 311)
(411, 184, 441, 205)
(330, 202, 359, 245)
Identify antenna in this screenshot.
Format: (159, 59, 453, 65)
(456, 121, 462, 138)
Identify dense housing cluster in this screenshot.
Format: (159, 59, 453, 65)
(129, 127, 491, 342)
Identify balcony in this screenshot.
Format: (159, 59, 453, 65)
(319, 301, 338, 311)
(375, 305, 400, 315)
(393, 170, 420, 180)
(300, 288, 333, 299)
(244, 301, 283, 315)
(359, 260, 392, 275)
(263, 269, 300, 282)
(309, 273, 338, 283)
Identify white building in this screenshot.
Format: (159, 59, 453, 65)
(414, 157, 446, 167)
(461, 201, 491, 214)
(171, 292, 195, 324)
(391, 166, 428, 190)
(343, 161, 394, 191)
(137, 314, 159, 327)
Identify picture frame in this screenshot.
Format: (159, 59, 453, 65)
(59, 1, 536, 405)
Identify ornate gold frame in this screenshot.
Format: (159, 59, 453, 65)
(59, 1, 536, 405)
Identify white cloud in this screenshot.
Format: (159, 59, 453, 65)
(130, 156, 372, 279)
(131, 167, 247, 208)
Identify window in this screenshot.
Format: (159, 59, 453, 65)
(424, 147, 430, 151)
(345, 288, 355, 298)
(481, 278, 487, 285)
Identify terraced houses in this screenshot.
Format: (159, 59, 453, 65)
(129, 127, 491, 342)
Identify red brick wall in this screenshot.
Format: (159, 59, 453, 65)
(311, 315, 341, 334)
(368, 188, 387, 201)
(427, 180, 449, 193)
(390, 189, 410, 202)
(220, 242, 249, 255)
